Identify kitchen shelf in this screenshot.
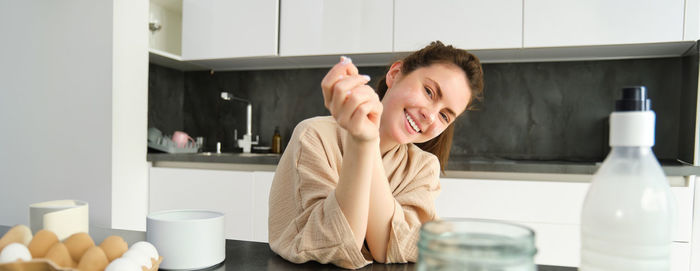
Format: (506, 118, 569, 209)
(149, 49, 207, 71)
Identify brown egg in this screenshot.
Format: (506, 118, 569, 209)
(63, 232, 95, 262)
(0, 225, 32, 250)
(44, 242, 75, 268)
(77, 246, 109, 271)
(98, 235, 128, 262)
(28, 229, 59, 258)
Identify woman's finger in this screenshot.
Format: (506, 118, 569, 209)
(353, 88, 382, 129)
(367, 97, 383, 125)
(321, 56, 360, 105)
(336, 86, 374, 126)
(350, 101, 373, 125)
(321, 57, 353, 91)
(329, 75, 371, 113)
(348, 101, 375, 138)
(321, 63, 357, 107)
(345, 87, 382, 139)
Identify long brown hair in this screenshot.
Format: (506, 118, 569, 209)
(376, 41, 484, 171)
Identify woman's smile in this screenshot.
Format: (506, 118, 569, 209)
(404, 110, 421, 135)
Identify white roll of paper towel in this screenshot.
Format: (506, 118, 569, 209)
(29, 200, 88, 240)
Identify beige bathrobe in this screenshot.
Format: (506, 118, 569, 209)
(268, 116, 441, 269)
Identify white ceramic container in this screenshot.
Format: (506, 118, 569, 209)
(146, 210, 225, 270)
(29, 199, 89, 241)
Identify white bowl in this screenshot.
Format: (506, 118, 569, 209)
(147, 210, 225, 270)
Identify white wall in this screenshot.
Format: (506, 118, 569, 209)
(0, 0, 114, 227)
(112, 0, 149, 230)
(0, 0, 149, 231)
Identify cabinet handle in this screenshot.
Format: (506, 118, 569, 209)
(149, 20, 162, 32)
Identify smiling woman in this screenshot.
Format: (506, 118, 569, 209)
(268, 41, 484, 269)
(376, 43, 484, 170)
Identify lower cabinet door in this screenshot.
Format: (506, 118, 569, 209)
(252, 171, 274, 243)
(149, 167, 255, 241)
(436, 177, 694, 268)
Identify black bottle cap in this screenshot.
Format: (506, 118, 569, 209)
(615, 86, 651, 111)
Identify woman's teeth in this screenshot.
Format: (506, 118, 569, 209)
(406, 112, 421, 133)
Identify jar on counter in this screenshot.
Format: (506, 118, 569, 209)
(417, 219, 537, 271)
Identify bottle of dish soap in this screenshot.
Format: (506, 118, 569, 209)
(580, 86, 676, 270)
(271, 126, 281, 154)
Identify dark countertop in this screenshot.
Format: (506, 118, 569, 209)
(148, 152, 282, 165)
(147, 152, 700, 176)
(0, 225, 575, 271)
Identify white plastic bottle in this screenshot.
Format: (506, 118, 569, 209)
(580, 86, 676, 271)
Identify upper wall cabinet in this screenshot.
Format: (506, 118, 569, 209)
(181, 0, 278, 60)
(685, 0, 700, 41)
(394, 0, 522, 52)
(149, 0, 182, 56)
(152, 0, 695, 71)
(524, 0, 685, 47)
(279, 0, 393, 56)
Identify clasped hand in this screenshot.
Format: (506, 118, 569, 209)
(321, 57, 383, 142)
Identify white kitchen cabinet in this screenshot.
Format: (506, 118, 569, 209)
(523, 0, 684, 47)
(148, 165, 696, 268)
(150, 0, 694, 70)
(394, 0, 522, 52)
(149, 167, 275, 242)
(149, 167, 256, 241)
(252, 171, 274, 243)
(148, 0, 211, 71)
(181, 0, 278, 60)
(149, 0, 182, 56)
(279, 0, 393, 56)
(685, 0, 700, 41)
(436, 176, 695, 268)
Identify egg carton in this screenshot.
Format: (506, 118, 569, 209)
(0, 259, 69, 270)
(0, 257, 162, 271)
(0, 225, 162, 271)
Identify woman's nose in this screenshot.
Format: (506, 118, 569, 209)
(419, 107, 437, 125)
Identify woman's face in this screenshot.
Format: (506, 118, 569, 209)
(380, 62, 471, 146)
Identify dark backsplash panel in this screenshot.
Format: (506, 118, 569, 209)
(149, 64, 185, 134)
(148, 51, 698, 164)
(177, 66, 389, 153)
(457, 58, 683, 162)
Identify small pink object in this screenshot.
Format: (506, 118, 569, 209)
(172, 131, 195, 148)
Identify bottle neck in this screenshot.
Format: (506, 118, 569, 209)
(609, 146, 653, 159)
(609, 111, 655, 147)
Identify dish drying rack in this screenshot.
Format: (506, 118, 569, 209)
(148, 134, 202, 154)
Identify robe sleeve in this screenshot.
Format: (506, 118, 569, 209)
(384, 155, 441, 263)
(269, 124, 371, 269)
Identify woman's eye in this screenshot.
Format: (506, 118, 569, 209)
(440, 112, 449, 122)
(424, 87, 433, 98)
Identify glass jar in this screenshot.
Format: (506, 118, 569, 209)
(417, 219, 537, 271)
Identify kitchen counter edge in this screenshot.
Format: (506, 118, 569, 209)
(147, 153, 700, 179)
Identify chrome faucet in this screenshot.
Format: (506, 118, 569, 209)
(221, 92, 259, 153)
